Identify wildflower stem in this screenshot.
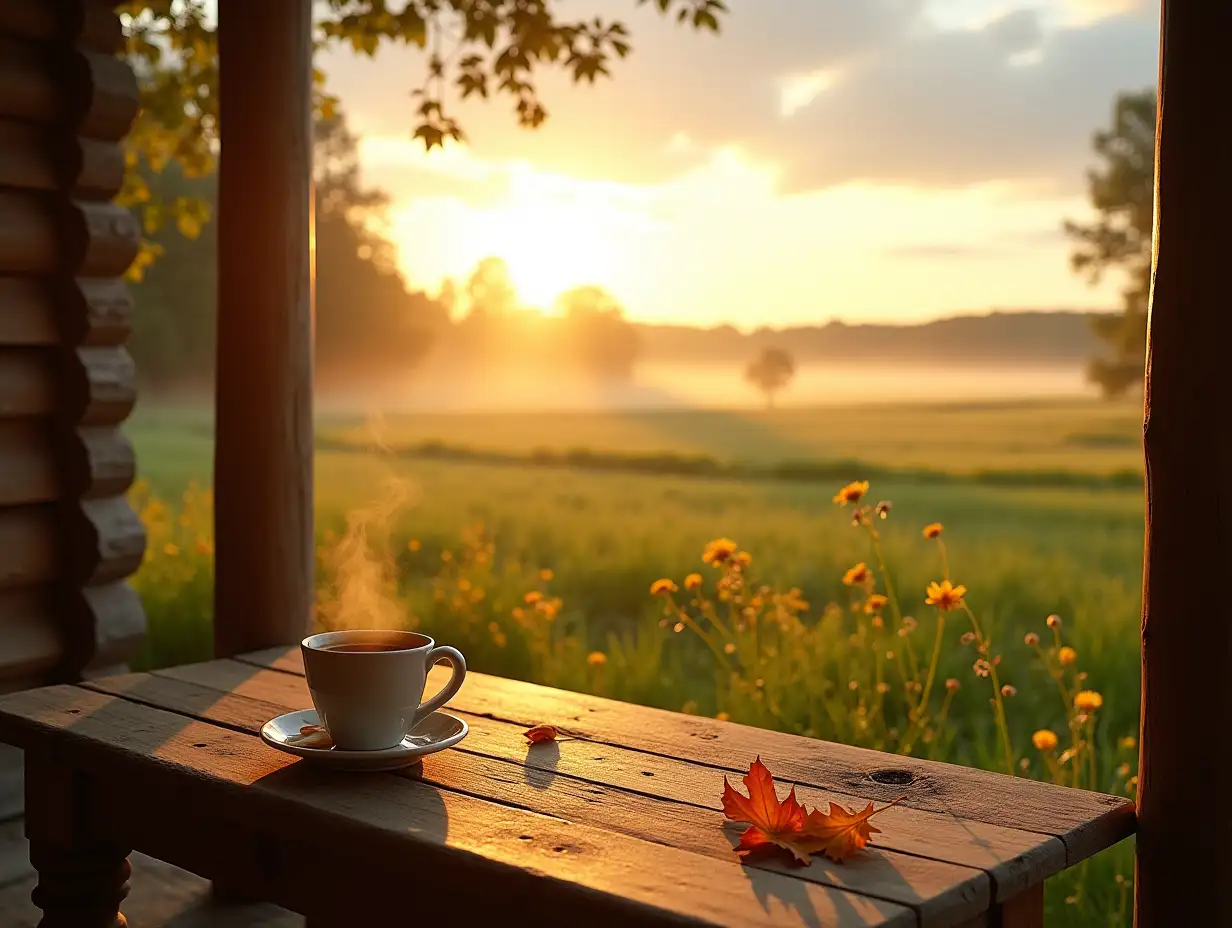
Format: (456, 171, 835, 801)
(961, 604, 1015, 776)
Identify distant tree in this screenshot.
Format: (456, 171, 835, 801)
(1064, 89, 1156, 398)
(313, 111, 449, 387)
(555, 286, 642, 381)
(745, 347, 795, 408)
(116, 0, 727, 278)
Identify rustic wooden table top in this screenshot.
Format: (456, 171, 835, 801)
(0, 649, 1135, 927)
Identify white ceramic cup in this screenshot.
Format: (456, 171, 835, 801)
(301, 630, 467, 751)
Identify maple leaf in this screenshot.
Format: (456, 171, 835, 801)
(721, 757, 905, 865)
(524, 724, 559, 744)
(721, 756, 815, 864)
(796, 796, 905, 863)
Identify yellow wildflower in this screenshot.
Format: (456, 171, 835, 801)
(842, 562, 870, 586)
(1001, 684, 1017, 697)
(650, 578, 679, 596)
(1032, 729, 1059, 752)
(723, 642, 736, 655)
(539, 568, 554, 582)
(925, 580, 967, 611)
(716, 712, 730, 722)
(922, 522, 944, 539)
(973, 659, 992, 677)
(195, 539, 212, 556)
(587, 651, 607, 667)
(1024, 632, 1040, 646)
(524, 591, 543, 605)
(864, 593, 888, 615)
(832, 480, 870, 506)
(1120, 736, 1137, 750)
(945, 678, 960, 692)
(684, 573, 703, 591)
(1074, 690, 1103, 712)
(1058, 646, 1077, 666)
(734, 551, 752, 569)
(408, 539, 421, 552)
(163, 543, 180, 557)
(702, 538, 738, 566)
(1046, 614, 1062, 629)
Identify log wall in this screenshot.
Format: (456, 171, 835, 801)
(0, 0, 145, 704)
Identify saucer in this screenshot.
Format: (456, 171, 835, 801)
(260, 708, 468, 772)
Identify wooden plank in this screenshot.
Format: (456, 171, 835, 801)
(87, 668, 992, 925)
(0, 421, 134, 504)
(0, 0, 123, 53)
(144, 660, 1061, 904)
(0, 504, 55, 590)
(0, 419, 57, 504)
(0, 686, 914, 928)
(213, 0, 315, 658)
(0, 119, 125, 199)
(0, 188, 56, 275)
(65, 582, 145, 678)
(0, 37, 54, 124)
(0, 346, 53, 417)
(67, 495, 146, 585)
(1138, 3, 1232, 925)
(0, 588, 60, 683)
(74, 50, 139, 142)
(243, 646, 1135, 867)
(71, 201, 140, 277)
(73, 346, 137, 426)
(0, 278, 57, 346)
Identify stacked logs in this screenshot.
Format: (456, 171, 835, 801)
(0, 0, 146, 691)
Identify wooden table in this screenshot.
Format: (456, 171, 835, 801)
(0, 649, 1135, 927)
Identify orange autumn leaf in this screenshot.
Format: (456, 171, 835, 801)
(524, 724, 559, 744)
(797, 796, 905, 863)
(721, 756, 903, 865)
(721, 756, 814, 864)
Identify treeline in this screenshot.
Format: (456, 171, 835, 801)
(129, 110, 642, 391)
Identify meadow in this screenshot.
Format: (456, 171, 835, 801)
(128, 398, 1144, 926)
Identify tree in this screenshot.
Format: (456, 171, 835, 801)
(127, 106, 449, 388)
(116, 1, 727, 277)
(745, 347, 795, 408)
(313, 111, 449, 387)
(556, 286, 641, 381)
(1064, 89, 1156, 398)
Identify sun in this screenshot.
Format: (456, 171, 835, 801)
(470, 202, 618, 310)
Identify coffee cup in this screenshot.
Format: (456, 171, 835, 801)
(301, 630, 467, 751)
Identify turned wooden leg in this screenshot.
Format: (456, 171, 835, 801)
(24, 752, 131, 928)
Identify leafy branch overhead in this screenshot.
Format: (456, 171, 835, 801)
(115, 0, 728, 277)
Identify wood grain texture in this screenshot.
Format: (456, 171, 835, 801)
(1138, 3, 1232, 925)
(132, 661, 1063, 903)
(86, 667, 993, 926)
(73, 346, 137, 425)
(0, 0, 123, 53)
(0, 418, 57, 504)
(70, 201, 141, 277)
(67, 495, 146, 586)
(0, 686, 914, 928)
(995, 884, 1042, 928)
(0, 346, 54, 417)
(0, 504, 55, 590)
(0, 588, 60, 683)
(0, 119, 125, 199)
(0, 278, 57, 346)
(243, 646, 1136, 867)
(62, 582, 145, 679)
(213, 0, 315, 657)
(0, 37, 54, 123)
(0, 421, 134, 504)
(0, 188, 56, 274)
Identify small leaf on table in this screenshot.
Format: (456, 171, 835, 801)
(524, 724, 559, 744)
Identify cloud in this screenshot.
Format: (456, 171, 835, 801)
(320, 0, 1158, 196)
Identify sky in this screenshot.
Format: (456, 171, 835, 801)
(314, 0, 1160, 329)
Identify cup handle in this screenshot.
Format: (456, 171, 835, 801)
(414, 646, 467, 727)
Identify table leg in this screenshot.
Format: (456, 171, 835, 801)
(24, 752, 131, 928)
(993, 883, 1044, 928)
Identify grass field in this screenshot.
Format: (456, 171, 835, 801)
(127, 398, 1144, 926)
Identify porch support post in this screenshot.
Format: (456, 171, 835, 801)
(1137, 2, 1232, 924)
(213, 0, 315, 657)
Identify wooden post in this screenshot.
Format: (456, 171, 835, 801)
(213, 0, 315, 657)
(1137, 2, 1232, 925)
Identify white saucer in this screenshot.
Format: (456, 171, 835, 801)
(260, 708, 468, 772)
